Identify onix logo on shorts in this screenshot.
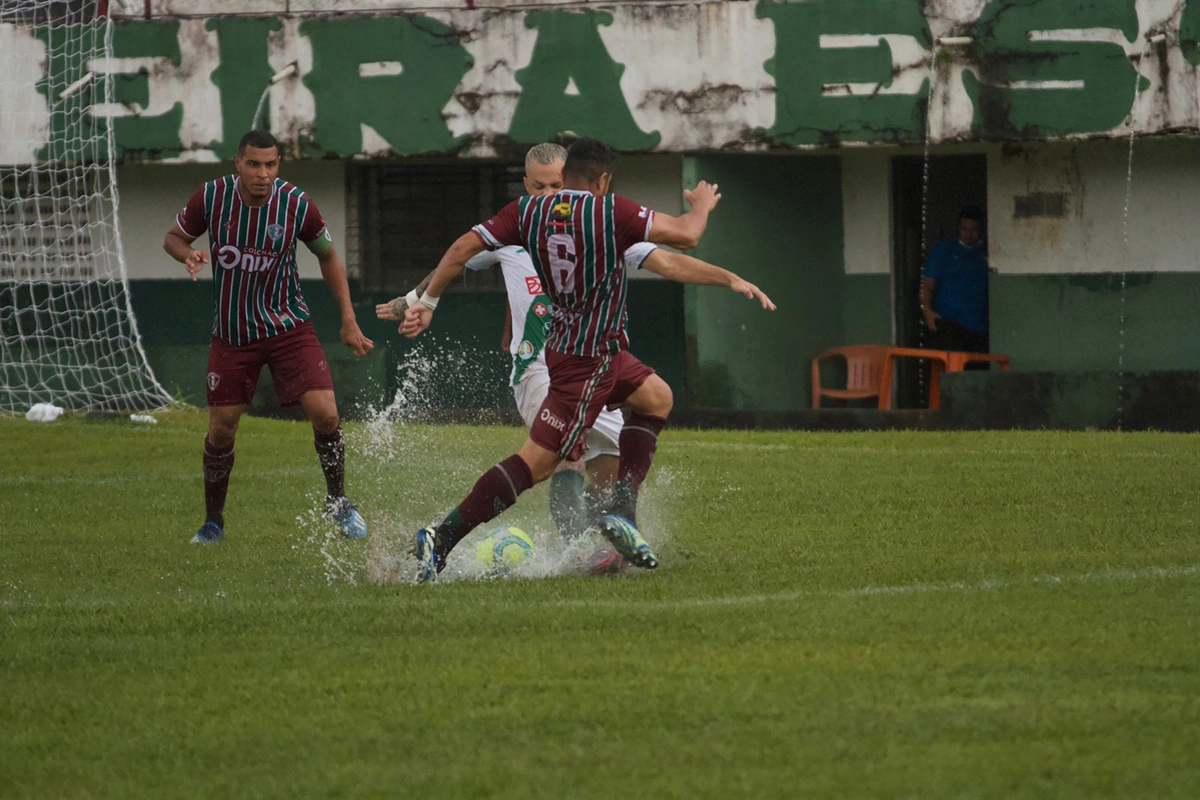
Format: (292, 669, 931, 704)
(539, 407, 566, 432)
(207, 371, 220, 390)
(216, 244, 280, 274)
(524, 276, 543, 295)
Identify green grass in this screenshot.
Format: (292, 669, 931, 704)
(2, 411, 1198, 798)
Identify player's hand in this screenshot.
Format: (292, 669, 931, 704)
(401, 304, 433, 339)
(923, 310, 940, 332)
(500, 331, 512, 352)
(184, 249, 208, 281)
(341, 320, 374, 356)
(375, 296, 408, 322)
(684, 181, 721, 212)
(730, 278, 776, 311)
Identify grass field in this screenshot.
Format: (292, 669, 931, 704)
(2, 410, 1198, 798)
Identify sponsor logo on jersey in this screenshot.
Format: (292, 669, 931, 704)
(216, 244, 280, 273)
(533, 302, 549, 318)
(266, 223, 285, 242)
(550, 201, 572, 227)
(207, 371, 220, 390)
(539, 407, 566, 432)
(517, 340, 534, 359)
(525, 276, 543, 294)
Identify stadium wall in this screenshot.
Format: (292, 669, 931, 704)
(8, 0, 1200, 163)
(108, 122, 1200, 415)
(7, 0, 1200, 418)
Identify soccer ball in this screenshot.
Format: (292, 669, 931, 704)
(475, 526, 534, 575)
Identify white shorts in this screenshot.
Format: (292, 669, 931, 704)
(513, 361, 622, 461)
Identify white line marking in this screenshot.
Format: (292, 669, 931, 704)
(3, 564, 1197, 613)
(549, 564, 1200, 610)
(662, 441, 1187, 459)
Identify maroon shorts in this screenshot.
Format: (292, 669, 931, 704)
(206, 321, 334, 407)
(532, 348, 656, 461)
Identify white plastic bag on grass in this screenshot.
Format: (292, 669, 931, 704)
(25, 403, 64, 422)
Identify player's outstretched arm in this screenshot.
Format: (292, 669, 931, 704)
(375, 269, 437, 323)
(400, 231, 487, 339)
(163, 224, 208, 282)
(641, 249, 776, 311)
(317, 246, 375, 356)
(648, 180, 721, 250)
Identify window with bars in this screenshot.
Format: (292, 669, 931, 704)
(348, 162, 525, 295)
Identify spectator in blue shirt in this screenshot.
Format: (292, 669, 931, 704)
(920, 205, 989, 355)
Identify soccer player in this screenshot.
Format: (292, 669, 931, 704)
(377, 143, 641, 572)
(163, 130, 375, 544)
(399, 137, 775, 583)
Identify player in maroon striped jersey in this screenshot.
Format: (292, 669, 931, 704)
(400, 137, 774, 583)
(163, 130, 374, 545)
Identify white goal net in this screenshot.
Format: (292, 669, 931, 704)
(0, 0, 170, 413)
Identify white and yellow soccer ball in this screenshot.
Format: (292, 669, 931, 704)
(475, 526, 534, 576)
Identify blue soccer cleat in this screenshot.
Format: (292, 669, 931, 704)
(596, 514, 658, 570)
(412, 527, 440, 584)
(329, 496, 368, 539)
(191, 521, 224, 544)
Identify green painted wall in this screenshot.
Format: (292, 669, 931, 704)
(129, 279, 685, 418)
(991, 273, 1200, 372)
(842, 274, 892, 345)
(686, 154, 846, 410)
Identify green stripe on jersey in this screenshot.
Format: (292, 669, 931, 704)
(216, 177, 237, 340)
(290, 195, 311, 322)
(603, 196, 620, 355)
(575, 195, 596, 357)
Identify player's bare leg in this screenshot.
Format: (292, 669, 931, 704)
(193, 404, 242, 543)
(299, 389, 366, 539)
(413, 438, 557, 583)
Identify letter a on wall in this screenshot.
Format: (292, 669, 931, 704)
(508, 10, 660, 150)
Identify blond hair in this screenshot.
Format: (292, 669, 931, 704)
(525, 142, 568, 170)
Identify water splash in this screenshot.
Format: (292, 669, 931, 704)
(1118, 38, 1152, 429)
(915, 43, 940, 406)
(287, 339, 686, 586)
(251, 84, 271, 131)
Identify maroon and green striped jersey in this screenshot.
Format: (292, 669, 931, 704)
(176, 176, 332, 346)
(473, 190, 654, 357)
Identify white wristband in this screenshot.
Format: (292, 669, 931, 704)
(405, 289, 420, 308)
(418, 291, 440, 310)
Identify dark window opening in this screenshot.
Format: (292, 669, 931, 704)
(349, 162, 525, 295)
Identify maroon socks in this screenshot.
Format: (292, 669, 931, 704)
(434, 453, 534, 563)
(202, 439, 234, 527)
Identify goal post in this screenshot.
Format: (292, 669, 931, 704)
(0, 0, 172, 414)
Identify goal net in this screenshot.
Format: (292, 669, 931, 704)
(0, 0, 171, 413)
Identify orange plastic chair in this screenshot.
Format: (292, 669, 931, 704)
(811, 345, 890, 409)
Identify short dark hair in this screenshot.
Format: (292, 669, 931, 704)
(564, 137, 617, 183)
(960, 205, 985, 223)
(238, 130, 280, 156)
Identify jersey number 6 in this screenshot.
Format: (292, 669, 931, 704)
(546, 233, 576, 294)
